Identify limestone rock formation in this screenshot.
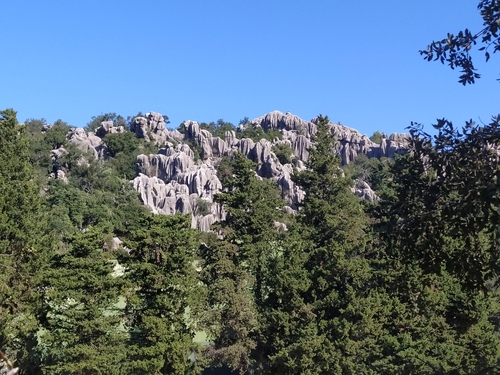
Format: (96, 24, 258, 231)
(129, 111, 410, 230)
(130, 111, 183, 145)
(251, 110, 410, 164)
(50, 110, 409, 231)
(95, 120, 125, 138)
(351, 180, 379, 201)
(66, 128, 106, 159)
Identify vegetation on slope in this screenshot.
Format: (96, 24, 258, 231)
(2, 4, 500, 372)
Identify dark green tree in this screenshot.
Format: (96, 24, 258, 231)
(24, 118, 53, 177)
(121, 214, 202, 375)
(369, 130, 382, 144)
(44, 119, 70, 149)
(103, 131, 141, 179)
(200, 152, 291, 373)
(0, 109, 52, 372)
(103, 131, 140, 158)
(198, 232, 258, 374)
(342, 153, 393, 196)
(38, 226, 127, 375)
(282, 115, 375, 374)
(371, 118, 500, 374)
(272, 143, 293, 165)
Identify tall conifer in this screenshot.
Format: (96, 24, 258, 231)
(0, 109, 51, 372)
(122, 214, 201, 375)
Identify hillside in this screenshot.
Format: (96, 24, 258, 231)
(46, 110, 408, 231)
(2, 108, 500, 374)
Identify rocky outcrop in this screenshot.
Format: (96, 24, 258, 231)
(52, 110, 409, 231)
(66, 128, 106, 159)
(129, 111, 410, 230)
(95, 121, 125, 138)
(251, 110, 410, 164)
(49, 147, 68, 182)
(381, 133, 410, 159)
(351, 180, 379, 201)
(130, 112, 183, 145)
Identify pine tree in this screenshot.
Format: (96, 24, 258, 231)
(371, 119, 500, 374)
(38, 226, 127, 374)
(0, 109, 52, 372)
(279, 115, 375, 374)
(121, 214, 201, 375)
(200, 152, 291, 373)
(198, 232, 257, 374)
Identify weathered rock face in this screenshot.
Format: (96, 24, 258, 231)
(49, 147, 69, 182)
(129, 111, 410, 230)
(95, 121, 125, 138)
(251, 110, 410, 164)
(66, 128, 106, 159)
(130, 112, 183, 145)
(351, 180, 379, 202)
(132, 141, 224, 228)
(381, 133, 410, 159)
(53, 110, 408, 231)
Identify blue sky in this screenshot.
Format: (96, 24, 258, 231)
(2, 1, 498, 136)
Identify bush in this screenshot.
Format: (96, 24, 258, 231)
(104, 132, 140, 158)
(272, 143, 293, 164)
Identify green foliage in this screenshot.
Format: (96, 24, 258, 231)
(380, 118, 500, 290)
(236, 115, 283, 142)
(103, 131, 140, 157)
(199, 119, 236, 139)
(370, 117, 500, 373)
(44, 119, 71, 149)
(272, 143, 293, 165)
(342, 153, 394, 196)
(85, 113, 126, 132)
(201, 153, 290, 373)
(369, 130, 382, 144)
(121, 214, 202, 374)
(184, 139, 203, 161)
(24, 118, 51, 167)
(24, 118, 55, 185)
(46, 162, 148, 235)
(38, 226, 127, 374)
(285, 115, 374, 373)
(195, 198, 212, 217)
(198, 233, 258, 373)
(4, 100, 500, 374)
(237, 126, 282, 143)
(0, 109, 52, 371)
(215, 156, 235, 187)
(420, 1, 500, 85)
(103, 131, 142, 179)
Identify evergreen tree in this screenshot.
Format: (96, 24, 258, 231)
(279, 115, 375, 374)
(263, 230, 322, 375)
(199, 232, 257, 374)
(121, 214, 201, 375)
(38, 226, 127, 374)
(0, 109, 52, 372)
(200, 152, 290, 373)
(372, 118, 500, 374)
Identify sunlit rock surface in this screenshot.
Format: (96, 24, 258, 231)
(53, 110, 408, 230)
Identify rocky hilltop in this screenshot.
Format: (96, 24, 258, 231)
(53, 110, 410, 231)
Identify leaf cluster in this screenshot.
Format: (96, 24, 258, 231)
(420, 0, 500, 84)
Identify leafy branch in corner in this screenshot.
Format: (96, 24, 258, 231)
(420, 0, 500, 85)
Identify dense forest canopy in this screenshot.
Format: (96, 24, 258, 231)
(1, 2, 500, 374)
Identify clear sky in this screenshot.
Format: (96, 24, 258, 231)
(2, 1, 498, 136)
